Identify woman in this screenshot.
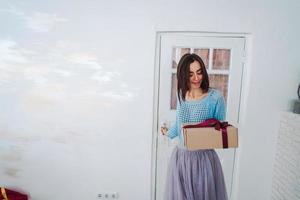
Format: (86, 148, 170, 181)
(161, 53, 227, 200)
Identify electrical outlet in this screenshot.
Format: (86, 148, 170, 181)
(111, 192, 119, 199)
(98, 192, 119, 199)
(98, 193, 103, 199)
(97, 193, 107, 199)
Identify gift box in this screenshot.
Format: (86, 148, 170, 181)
(0, 187, 28, 200)
(182, 118, 238, 150)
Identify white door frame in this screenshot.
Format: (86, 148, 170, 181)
(151, 31, 252, 200)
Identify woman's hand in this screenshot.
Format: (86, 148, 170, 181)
(160, 123, 169, 135)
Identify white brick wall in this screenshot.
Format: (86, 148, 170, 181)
(271, 112, 300, 200)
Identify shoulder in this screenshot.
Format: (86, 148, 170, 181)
(208, 88, 223, 101)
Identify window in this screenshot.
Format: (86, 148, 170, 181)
(170, 47, 231, 109)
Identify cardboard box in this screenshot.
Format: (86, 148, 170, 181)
(182, 123, 238, 150)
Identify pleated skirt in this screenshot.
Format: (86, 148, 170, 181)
(164, 146, 228, 200)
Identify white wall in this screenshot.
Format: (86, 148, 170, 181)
(0, 0, 299, 200)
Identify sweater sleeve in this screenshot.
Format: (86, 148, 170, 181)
(167, 119, 178, 139)
(213, 93, 226, 121)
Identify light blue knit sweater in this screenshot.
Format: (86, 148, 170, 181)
(167, 88, 226, 146)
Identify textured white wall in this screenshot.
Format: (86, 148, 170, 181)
(0, 0, 299, 200)
(271, 112, 300, 200)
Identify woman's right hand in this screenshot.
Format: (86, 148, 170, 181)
(160, 123, 168, 135)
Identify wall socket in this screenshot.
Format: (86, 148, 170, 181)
(98, 192, 119, 199)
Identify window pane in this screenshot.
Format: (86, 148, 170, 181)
(194, 48, 209, 68)
(213, 49, 231, 70)
(209, 74, 229, 103)
(172, 47, 191, 69)
(170, 73, 177, 109)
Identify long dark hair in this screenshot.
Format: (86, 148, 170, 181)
(177, 53, 209, 102)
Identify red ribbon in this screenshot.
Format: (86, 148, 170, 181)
(182, 118, 231, 148)
(0, 187, 28, 200)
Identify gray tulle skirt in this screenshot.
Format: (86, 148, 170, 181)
(164, 146, 228, 200)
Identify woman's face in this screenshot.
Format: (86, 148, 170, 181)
(189, 61, 202, 90)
